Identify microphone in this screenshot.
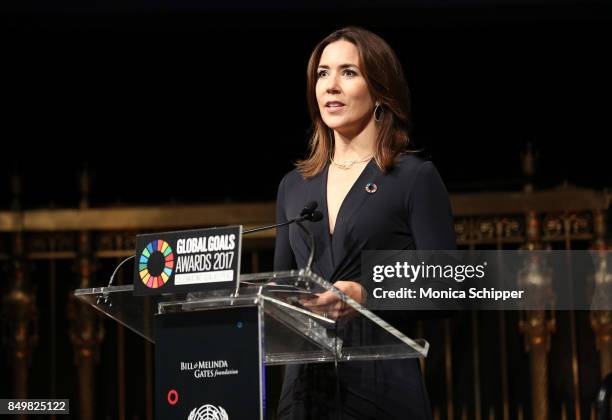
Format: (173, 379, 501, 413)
(300, 201, 319, 218)
(243, 201, 322, 272)
(300, 201, 316, 215)
(242, 200, 322, 234)
(301, 201, 323, 222)
(98, 254, 135, 304)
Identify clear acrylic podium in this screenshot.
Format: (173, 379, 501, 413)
(74, 269, 429, 365)
(76, 269, 429, 418)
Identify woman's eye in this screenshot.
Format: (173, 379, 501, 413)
(317, 70, 328, 78)
(343, 69, 357, 77)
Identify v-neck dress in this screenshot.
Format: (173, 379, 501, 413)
(273, 154, 456, 420)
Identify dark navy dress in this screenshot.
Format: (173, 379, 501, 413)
(273, 154, 456, 420)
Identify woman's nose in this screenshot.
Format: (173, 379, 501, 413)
(325, 75, 341, 94)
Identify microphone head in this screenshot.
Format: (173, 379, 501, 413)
(309, 211, 323, 222)
(300, 201, 319, 216)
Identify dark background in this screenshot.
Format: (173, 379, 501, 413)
(2, 0, 611, 209)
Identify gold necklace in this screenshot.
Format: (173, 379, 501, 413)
(330, 154, 374, 170)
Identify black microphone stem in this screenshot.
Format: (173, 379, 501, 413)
(295, 220, 316, 273)
(242, 219, 298, 235)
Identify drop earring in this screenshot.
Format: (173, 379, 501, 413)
(374, 101, 382, 122)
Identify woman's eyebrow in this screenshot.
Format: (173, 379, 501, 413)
(317, 64, 359, 69)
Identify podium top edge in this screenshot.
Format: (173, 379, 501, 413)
(74, 269, 324, 296)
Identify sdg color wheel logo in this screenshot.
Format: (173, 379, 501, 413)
(139, 240, 174, 289)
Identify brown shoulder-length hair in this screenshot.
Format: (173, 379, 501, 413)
(296, 26, 413, 178)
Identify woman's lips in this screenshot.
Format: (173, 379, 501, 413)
(325, 103, 346, 113)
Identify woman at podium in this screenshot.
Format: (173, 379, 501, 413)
(274, 26, 456, 420)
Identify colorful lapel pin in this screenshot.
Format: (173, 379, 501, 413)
(365, 183, 378, 194)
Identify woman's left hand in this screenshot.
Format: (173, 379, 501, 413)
(299, 280, 365, 320)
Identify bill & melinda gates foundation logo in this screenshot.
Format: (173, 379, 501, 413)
(138, 239, 175, 289)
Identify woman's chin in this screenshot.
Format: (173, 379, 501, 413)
(321, 118, 345, 130)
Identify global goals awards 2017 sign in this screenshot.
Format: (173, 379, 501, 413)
(133, 226, 242, 296)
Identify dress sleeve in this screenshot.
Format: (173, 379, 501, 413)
(398, 161, 458, 322)
(408, 161, 457, 250)
(273, 175, 298, 271)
